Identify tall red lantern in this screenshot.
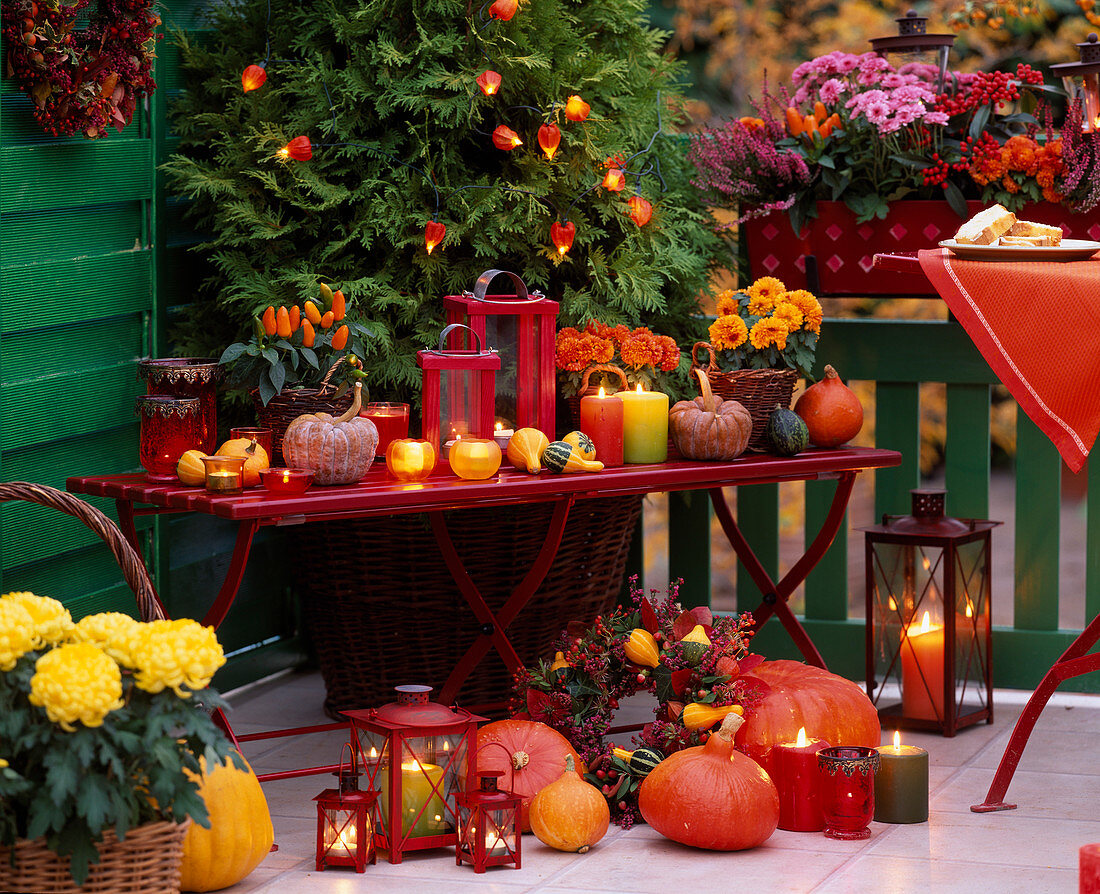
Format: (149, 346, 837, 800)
(443, 270, 558, 440)
(454, 771, 522, 873)
(417, 324, 501, 457)
(314, 746, 379, 873)
(345, 685, 486, 864)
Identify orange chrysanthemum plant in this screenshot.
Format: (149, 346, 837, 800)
(707, 277, 821, 378)
(968, 133, 1065, 207)
(555, 321, 682, 398)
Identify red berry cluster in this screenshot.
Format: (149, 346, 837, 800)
(921, 137, 974, 188)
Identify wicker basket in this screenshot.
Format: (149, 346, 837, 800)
(296, 494, 642, 718)
(563, 364, 629, 431)
(690, 342, 799, 451)
(0, 484, 183, 892)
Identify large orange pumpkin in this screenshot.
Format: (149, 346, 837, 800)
(734, 659, 881, 779)
(476, 719, 585, 832)
(793, 364, 864, 448)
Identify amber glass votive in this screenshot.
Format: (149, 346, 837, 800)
(136, 396, 203, 482)
(386, 439, 437, 482)
(230, 427, 273, 459)
(201, 455, 246, 494)
(259, 467, 315, 495)
(359, 402, 410, 457)
(817, 746, 880, 841)
(449, 438, 502, 480)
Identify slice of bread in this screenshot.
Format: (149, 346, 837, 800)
(998, 235, 1053, 246)
(954, 204, 1017, 245)
(1006, 220, 1063, 245)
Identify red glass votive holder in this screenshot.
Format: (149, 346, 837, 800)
(817, 746, 880, 840)
(139, 358, 221, 454)
(260, 467, 315, 495)
(231, 427, 274, 459)
(135, 396, 203, 482)
(359, 402, 410, 457)
(201, 455, 246, 494)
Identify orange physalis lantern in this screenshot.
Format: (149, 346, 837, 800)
(550, 220, 575, 255)
(476, 70, 502, 96)
(280, 136, 313, 161)
(242, 64, 267, 92)
(491, 125, 522, 150)
(489, 0, 518, 20)
(537, 123, 561, 160)
(627, 196, 653, 227)
(564, 95, 590, 122)
(602, 167, 625, 191)
(425, 220, 446, 255)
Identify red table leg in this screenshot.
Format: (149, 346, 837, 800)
(972, 611, 1100, 812)
(709, 472, 857, 670)
(200, 518, 261, 629)
(435, 496, 576, 705)
(114, 498, 171, 622)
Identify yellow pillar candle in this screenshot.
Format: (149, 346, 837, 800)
(617, 384, 669, 463)
(379, 760, 448, 838)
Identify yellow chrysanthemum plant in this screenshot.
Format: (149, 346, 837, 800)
(0, 592, 241, 886)
(706, 276, 822, 378)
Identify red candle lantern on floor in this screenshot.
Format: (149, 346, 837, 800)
(454, 770, 522, 873)
(862, 489, 1000, 737)
(314, 745, 379, 872)
(417, 325, 500, 459)
(345, 685, 485, 864)
(818, 746, 880, 840)
(443, 270, 558, 440)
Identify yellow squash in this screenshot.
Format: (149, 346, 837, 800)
(681, 702, 745, 731)
(623, 628, 659, 668)
(506, 427, 550, 473)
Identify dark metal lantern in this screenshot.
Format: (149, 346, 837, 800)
(870, 10, 955, 93)
(1052, 33, 1100, 133)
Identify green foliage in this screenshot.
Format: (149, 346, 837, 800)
(164, 0, 722, 407)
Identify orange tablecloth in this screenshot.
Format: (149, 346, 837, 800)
(918, 248, 1100, 473)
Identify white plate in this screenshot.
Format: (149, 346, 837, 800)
(938, 238, 1100, 262)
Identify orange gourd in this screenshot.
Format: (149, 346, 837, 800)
(177, 449, 207, 486)
(623, 628, 659, 668)
(793, 364, 864, 448)
(529, 755, 609, 852)
(476, 719, 586, 831)
(638, 713, 779, 850)
(215, 438, 270, 487)
(669, 369, 753, 461)
(282, 381, 379, 485)
(680, 701, 744, 731)
(734, 659, 881, 780)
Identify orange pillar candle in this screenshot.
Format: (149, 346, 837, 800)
(579, 386, 624, 467)
(901, 611, 945, 721)
(616, 384, 668, 464)
(772, 727, 830, 831)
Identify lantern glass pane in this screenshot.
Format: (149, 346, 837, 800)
(356, 731, 389, 792)
(323, 807, 359, 858)
(376, 736, 450, 838)
(952, 538, 991, 713)
(1085, 71, 1100, 131)
(486, 316, 520, 428)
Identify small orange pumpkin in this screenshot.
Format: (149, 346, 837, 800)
(669, 369, 753, 461)
(793, 364, 864, 448)
(282, 381, 379, 485)
(529, 755, 609, 853)
(177, 449, 208, 486)
(215, 438, 270, 487)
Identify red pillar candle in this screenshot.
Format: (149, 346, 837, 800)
(579, 386, 624, 467)
(1081, 843, 1100, 894)
(772, 727, 830, 832)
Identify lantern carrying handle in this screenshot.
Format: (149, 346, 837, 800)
(465, 269, 544, 303)
(430, 323, 498, 357)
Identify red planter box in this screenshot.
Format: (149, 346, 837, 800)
(742, 200, 1100, 296)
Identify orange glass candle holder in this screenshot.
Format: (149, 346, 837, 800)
(260, 467, 315, 495)
(201, 454, 247, 494)
(386, 439, 437, 482)
(449, 438, 501, 480)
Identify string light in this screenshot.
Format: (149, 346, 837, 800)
(564, 95, 590, 122)
(476, 70, 502, 96)
(488, 0, 519, 21)
(491, 124, 522, 150)
(537, 123, 561, 160)
(279, 135, 313, 160)
(627, 195, 652, 226)
(601, 167, 625, 191)
(424, 219, 446, 254)
(242, 64, 267, 92)
(550, 220, 575, 255)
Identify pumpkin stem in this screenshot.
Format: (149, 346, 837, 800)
(245, 437, 257, 457)
(693, 367, 717, 414)
(716, 711, 745, 740)
(564, 754, 576, 774)
(335, 381, 364, 424)
(823, 364, 839, 380)
(511, 751, 530, 771)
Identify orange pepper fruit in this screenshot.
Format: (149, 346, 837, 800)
(826, 113, 842, 131)
(785, 107, 803, 136)
(320, 310, 335, 329)
(261, 305, 276, 337)
(303, 300, 322, 326)
(803, 115, 817, 135)
(331, 324, 349, 351)
(819, 121, 833, 138)
(813, 101, 828, 123)
(301, 320, 316, 348)
(288, 305, 301, 332)
(331, 290, 346, 322)
(275, 305, 291, 338)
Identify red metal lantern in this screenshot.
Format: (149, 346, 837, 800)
(443, 270, 559, 440)
(241, 63, 267, 92)
(863, 489, 1000, 736)
(314, 747, 379, 872)
(346, 685, 485, 864)
(550, 220, 575, 255)
(455, 771, 522, 873)
(476, 70, 502, 96)
(491, 125, 522, 150)
(1052, 33, 1100, 132)
(417, 324, 500, 458)
(537, 123, 561, 160)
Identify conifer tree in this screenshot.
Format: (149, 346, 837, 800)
(164, 0, 722, 406)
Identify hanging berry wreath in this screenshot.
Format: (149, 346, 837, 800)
(2, 0, 160, 139)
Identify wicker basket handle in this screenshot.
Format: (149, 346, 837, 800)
(579, 364, 629, 394)
(0, 482, 166, 622)
(691, 341, 720, 374)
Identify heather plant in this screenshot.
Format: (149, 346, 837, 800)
(1058, 101, 1100, 213)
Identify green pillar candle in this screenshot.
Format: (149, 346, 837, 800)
(874, 739, 929, 824)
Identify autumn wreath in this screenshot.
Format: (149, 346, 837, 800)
(2, 0, 160, 139)
(510, 577, 765, 826)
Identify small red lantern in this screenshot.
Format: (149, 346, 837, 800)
(476, 70, 502, 96)
(455, 771, 522, 873)
(564, 94, 590, 122)
(241, 63, 267, 92)
(314, 746, 378, 873)
(346, 685, 486, 864)
(627, 195, 653, 227)
(424, 219, 446, 254)
(280, 135, 312, 161)
(537, 122, 561, 160)
(491, 125, 523, 150)
(550, 219, 575, 255)
(489, 0, 518, 21)
(602, 167, 626, 192)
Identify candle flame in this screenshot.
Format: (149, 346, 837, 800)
(893, 730, 901, 750)
(965, 601, 973, 618)
(369, 747, 378, 758)
(443, 740, 450, 751)
(495, 422, 503, 432)
(921, 611, 931, 634)
(635, 383, 644, 393)
(281, 470, 290, 484)
(888, 596, 897, 612)
(795, 727, 807, 747)
(598, 386, 606, 398)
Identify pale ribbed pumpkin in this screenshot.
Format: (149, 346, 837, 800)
(669, 369, 752, 461)
(282, 381, 378, 485)
(179, 752, 274, 892)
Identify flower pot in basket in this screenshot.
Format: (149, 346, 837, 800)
(691, 342, 797, 451)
